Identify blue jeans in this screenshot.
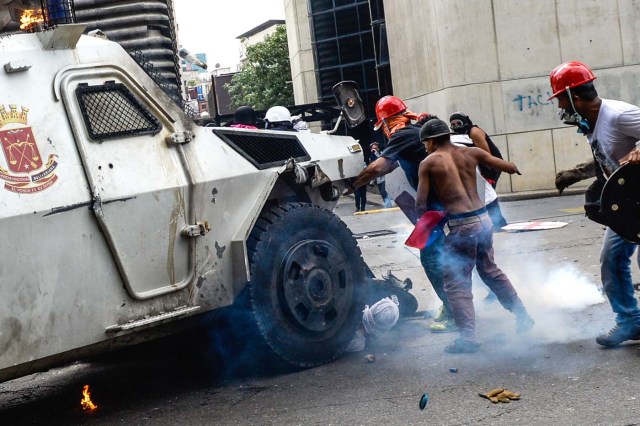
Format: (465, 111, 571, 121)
(486, 199, 507, 230)
(420, 231, 451, 314)
(377, 181, 393, 208)
(601, 228, 640, 326)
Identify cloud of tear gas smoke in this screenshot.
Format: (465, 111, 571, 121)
(516, 264, 604, 311)
(475, 263, 606, 346)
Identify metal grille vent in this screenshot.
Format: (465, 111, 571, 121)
(40, 0, 76, 27)
(213, 129, 310, 170)
(76, 82, 162, 141)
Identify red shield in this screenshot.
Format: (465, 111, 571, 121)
(0, 127, 42, 173)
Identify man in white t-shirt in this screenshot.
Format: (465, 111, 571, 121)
(549, 61, 640, 347)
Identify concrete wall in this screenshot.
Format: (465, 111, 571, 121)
(384, 0, 640, 193)
(284, 0, 318, 105)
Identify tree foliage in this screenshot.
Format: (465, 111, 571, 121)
(185, 78, 200, 88)
(226, 25, 294, 110)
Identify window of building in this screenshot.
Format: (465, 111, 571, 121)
(308, 0, 391, 119)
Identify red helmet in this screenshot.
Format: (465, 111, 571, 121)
(548, 61, 596, 100)
(374, 96, 407, 130)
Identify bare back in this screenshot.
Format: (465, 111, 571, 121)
(423, 145, 483, 214)
(416, 141, 518, 216)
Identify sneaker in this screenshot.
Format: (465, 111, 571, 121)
(430, 318, 458, 333)
(444, 338, 481, 353)
(383, 271, 412, 290)
(596, 324, 640, 347)
(433, 305, 449, 323)
(516, 312, 535, 334)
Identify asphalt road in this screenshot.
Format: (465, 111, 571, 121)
(2, 193, 640, 425)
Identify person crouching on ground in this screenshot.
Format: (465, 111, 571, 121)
(415, 118, 535, 353)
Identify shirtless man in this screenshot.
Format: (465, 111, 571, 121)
(415, 118, 534, 353)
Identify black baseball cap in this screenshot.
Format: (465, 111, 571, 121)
(420, 118, 451, 140)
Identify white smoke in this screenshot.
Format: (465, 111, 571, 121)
(516, 263, 604, 311)
(475, 263, 606, 345)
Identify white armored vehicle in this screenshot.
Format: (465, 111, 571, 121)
(0, 24, 370, 382)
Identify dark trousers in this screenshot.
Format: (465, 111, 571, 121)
(443, 215, 524, 339)
(377, 182, 393, 208)
(354, 186, 367, 211)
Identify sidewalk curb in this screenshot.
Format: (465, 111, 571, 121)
(342, 187, 585, 206)
(497, 187, 584, 202)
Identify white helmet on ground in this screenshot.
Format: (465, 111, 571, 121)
(362, 295, 400, 338)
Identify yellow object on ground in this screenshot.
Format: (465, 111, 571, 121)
(478, 388, 521, 403)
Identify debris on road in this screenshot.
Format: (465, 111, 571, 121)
(478, 388, 521, 403)
(449, 367, 458, 373)
(419, 393, 429, 410)
(501, 221, 568, 232)
(365, 354, 376, 363)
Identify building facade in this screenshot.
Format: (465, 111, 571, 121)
(285, 0, 389, 118)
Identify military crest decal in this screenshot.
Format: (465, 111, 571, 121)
(0, 105, 58, 193)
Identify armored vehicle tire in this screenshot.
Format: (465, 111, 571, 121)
(247, 202, 366, 367)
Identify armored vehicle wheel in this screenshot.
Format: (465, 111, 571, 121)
(247, 202, 366, 367)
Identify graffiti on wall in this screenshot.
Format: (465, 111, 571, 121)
(511, 88, 556, 116)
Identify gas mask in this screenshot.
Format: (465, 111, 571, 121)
(557, 109, 590, 134)
(449, 113, 472, 134)
(558, 88, 591, 134)
(450, 119, 467, 134)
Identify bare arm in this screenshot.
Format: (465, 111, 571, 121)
(472, 147, 520, 174)
(415, 159, 431, 217)
(344, 156, 398, 195)
(469, 127, 491, 154)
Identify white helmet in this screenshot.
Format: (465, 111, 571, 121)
(265, 106, 291, 123)
(361, 295, 400, 338)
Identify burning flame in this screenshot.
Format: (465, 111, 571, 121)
(19, 9, 44, 31)
(81, 385, 98, 411)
